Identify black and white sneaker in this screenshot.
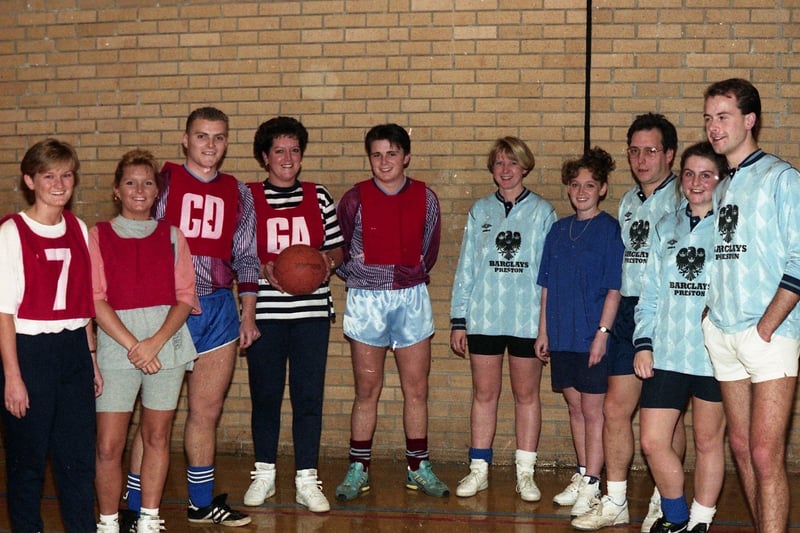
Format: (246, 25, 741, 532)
(187, 493, 251, 527)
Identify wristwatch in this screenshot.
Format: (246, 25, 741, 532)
(597, 326, 610, 334)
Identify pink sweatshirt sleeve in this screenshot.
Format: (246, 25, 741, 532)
(88, 226, 108, 302)
(173, 228, 201, 314)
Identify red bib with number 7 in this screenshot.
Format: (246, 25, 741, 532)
(10, 211, 94, 320)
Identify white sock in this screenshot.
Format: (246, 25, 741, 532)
(140, 507, 159, 517)
(515, 449, 537, 464)
(99, 512, 119, 524)
(579, 465, 587, 476)
(606, 480, 627, 506)
(687, 499, 716, 529)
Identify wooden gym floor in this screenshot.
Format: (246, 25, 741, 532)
(1, 453, 799, 532)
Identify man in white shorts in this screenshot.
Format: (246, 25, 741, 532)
(702, 78, 800, 533)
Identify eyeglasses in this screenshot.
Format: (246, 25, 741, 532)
(626, 146, 663, 159)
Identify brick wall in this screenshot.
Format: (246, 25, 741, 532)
(2, 0, 799, 470)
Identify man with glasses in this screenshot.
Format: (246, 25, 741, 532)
(572, 113, 683, 531)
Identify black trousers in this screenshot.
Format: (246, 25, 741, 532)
(246, 318, 330, 471)
(1, 328, 96, 533)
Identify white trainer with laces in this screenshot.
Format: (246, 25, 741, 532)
(571, 495, 630, 531)
(553, 472, 583, 506)
(244, 462, 276, 506)
(516, 470, 541, 502)
(571, 478, 600, 517)
(456, 459, 489, 497)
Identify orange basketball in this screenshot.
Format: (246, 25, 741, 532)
(272, 244, 329, 295)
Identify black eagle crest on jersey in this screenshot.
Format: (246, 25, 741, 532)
(629, 220, 650, 251)
(718, 204, 738, 244)
(676, 246, 705, 281)
(495, 230, 521, 260)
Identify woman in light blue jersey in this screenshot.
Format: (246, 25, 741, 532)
(450, 137, 556, 501)
(633, 142, 728, 533)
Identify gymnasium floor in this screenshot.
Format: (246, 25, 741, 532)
(1, 454, 798, 532)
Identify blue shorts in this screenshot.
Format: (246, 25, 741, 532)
(640, 369, 722, 409)
(188, 289, 240, 355)
(607, 296, 637, 376)
(550, 351, 609, 394)
(343, 285, 434, 349)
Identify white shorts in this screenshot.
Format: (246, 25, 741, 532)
(343, 285, 434, 350)
(702, 317, 800, 383)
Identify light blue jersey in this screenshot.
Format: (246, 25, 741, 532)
(618, 174, 682, 297)
(450, 189, 556, 338)
(707, 150, 800, 337)
(634, 205, 715, 377)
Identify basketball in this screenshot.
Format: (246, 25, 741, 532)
(272, 244, 329, 295)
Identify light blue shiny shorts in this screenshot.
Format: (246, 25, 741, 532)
(343, 285, 434, 349)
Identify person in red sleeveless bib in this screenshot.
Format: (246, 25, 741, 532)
(124, 108, 257, 528)
(334, 124, 449, 501)
(241, 116, 344, 513)
(91, 150, 199, 533)
(0, 138, 100, 533)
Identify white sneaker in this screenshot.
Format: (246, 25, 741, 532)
(553, 472, 582, 506)
(571, 478, 600, 517)
(97, 520, 120, 533)
(641, 488, 663, 532)
(244, 462, 276, 506)
(295, 468, 331, 513)
(456, 459, 489, 497)
(516, 470, 541, 502)
(571, 495, 630, 531)
(136, 514, 164, 533)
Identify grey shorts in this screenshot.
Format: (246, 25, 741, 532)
(96, 364, 188, 412)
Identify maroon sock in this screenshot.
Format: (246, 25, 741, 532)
(405, 437, 429, 471)
(348, 438, 372, 471)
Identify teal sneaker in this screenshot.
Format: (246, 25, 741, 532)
(335, 462, 370, 501)
(405, 461, 450, 497)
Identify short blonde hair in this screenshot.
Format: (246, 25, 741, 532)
(486, 137, 535, 174)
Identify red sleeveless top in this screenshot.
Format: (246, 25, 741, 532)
(162, 162, 239, 259)
(358, 179, 426, 266)
(96, 220, 177, 310)
(13, 211, 94, 321)
(247, 181, 325, 263)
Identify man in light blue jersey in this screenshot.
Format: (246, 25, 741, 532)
(702, 78, 800, 533)
(572, 113, 683, 532)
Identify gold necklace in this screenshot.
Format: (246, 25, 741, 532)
(569, 214, 596, 242)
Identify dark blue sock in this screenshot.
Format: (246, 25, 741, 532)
(126, 473, 141, 512)
(187, 465, 214, 508)
(661, 494, 689, 524)
(468, 447, 493, 464)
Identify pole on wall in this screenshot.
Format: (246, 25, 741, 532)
(584, 0, 592, 154)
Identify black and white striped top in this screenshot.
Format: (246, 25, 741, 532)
(254, 180, 344, 321)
